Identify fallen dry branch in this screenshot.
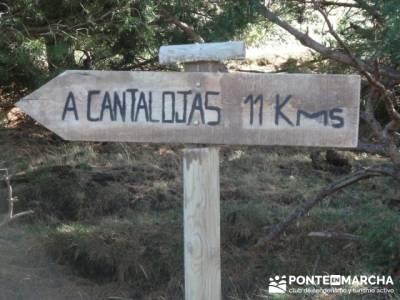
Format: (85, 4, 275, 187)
(0, 169, 33, 228)
(255, 164, 399, 250)
(308, 231, 361, 241)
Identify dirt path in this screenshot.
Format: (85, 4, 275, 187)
(0, 226, 133, 300)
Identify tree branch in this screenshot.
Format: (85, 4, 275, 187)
(361, 88, 383, 140)
(314, 1, 359, 8)
(356, 141, 386, 155)
(258, 6, 400, 81)
(0, 169, 33, 228)
(353, 0, 383, 23)
(255, 164, 399, 250)
(308, 231, 361, 241)
(118, 57, 159, 71)
(159, 8, 205, 43)
(314, 3, 400, 163)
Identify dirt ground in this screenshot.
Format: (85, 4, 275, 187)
(0, 226, 138, 300)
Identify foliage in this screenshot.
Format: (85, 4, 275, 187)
(0, 0, 264, 104)
(358, 202, 400, 273)
(267, 0, 400, 70)
(338, 0, 400, 66)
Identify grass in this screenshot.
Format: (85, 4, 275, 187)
(44, 217, 183, 289)
(0, 126, 399, 299)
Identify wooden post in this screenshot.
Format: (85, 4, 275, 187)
(183, 147, 221, 300)
(182, 60, 224, 300)
(160, 42, 245, 300)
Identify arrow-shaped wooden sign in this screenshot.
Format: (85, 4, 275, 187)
(16, 70, 360, 147)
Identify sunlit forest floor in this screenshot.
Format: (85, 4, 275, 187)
(0, 125, 399, 300)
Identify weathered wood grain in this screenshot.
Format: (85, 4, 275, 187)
(183, 147, 221, 300)
(16, 70, 360, 147)
(159, 41, 246, 65)
(183, 60, 223, 300)
(183, 61, 227, 72)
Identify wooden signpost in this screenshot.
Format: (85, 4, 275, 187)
(16, 41, 361, 300)
(16, 66, 360, 146)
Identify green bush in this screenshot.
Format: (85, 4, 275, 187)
(358, 203, 400, 274)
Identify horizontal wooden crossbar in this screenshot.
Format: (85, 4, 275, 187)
(159, 41, 246, 65)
